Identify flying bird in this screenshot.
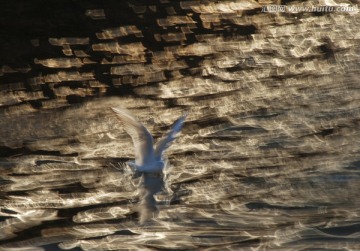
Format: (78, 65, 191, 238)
(111, 107, 187, 223)
(111, 107, 187, 173)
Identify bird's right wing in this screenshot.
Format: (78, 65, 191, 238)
(111, 107, 154, 166)
(154, 113, 187, 160)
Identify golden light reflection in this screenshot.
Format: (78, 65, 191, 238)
(0, 0, 359, 250)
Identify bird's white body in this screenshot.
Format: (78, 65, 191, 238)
(126, 159, 164, 173)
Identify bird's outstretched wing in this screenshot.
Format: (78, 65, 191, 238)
(154, 114, 187, 160)
(111, 107, 154, 166)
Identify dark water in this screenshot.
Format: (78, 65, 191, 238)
(0, 1, 360, 250)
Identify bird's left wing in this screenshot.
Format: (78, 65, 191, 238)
(111, 107, 155, 166)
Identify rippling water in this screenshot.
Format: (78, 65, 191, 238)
(1, 1, 360, 250)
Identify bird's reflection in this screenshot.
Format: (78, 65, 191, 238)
(134, 172, 164, 224)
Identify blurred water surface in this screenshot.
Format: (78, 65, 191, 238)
(0, 0, 360, 250)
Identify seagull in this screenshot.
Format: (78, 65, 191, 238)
(111, 107, 187, 223)
(111, 107, 187, 174)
